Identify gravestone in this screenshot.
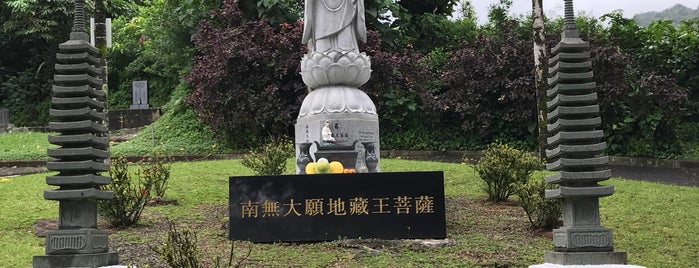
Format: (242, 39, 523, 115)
(0, 108, 8, 130)
(129, 80, 149, 109)
(540, 0, 627, 265)
(294, 0, 379, 173)
(32, 0, 119, 267)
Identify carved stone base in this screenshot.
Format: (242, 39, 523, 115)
(553, 226, 613, 252)
(32, 251, 119, 268)
(45, 228, 110, 254)
(544, 251, 628, 265)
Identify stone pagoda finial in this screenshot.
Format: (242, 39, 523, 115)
(70, 0, 89, 41)
(564, 0, 575, 30)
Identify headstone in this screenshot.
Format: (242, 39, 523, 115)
(129, 80, 149, 109)
(32, 0, 119, 266)
(539, 0, 627, 265)
(229, 172, 446, 242)
(294, 0, 378, 173)
(0, 108, 8, 130)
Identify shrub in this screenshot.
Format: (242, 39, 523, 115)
(472, 143, 542, 202)
(437, 23, 537, 144)
(185, 0, 307, 141)
(137, 151, 171, 198)
(98, 155, 151, 227)
(515, 176, 561, 230)
(240, 138, 294, 175)
(154, 221, 203, 268)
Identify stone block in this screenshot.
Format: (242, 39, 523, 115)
(44, 228, 110, 254)
(46, 174, 111, 186)
(44, 188, 113, 200)
(547, 82, 596, 98)
(549, 52, 590, 66)
(546, 93, 597, 109)
(33, 251, 119, 268)
(545, 186, 614, 199)
(543, 251, 628, 265)
(296, 114, 379, 173)
(547, 105, 599, 121)
(545, 170, 611, 184)
(52, 96, 104, 110)
(47, 147, 109, 160)
(56, 52, 101, 65)
(53, 74, 102, 88)
(548, 71, 594, 86)
(551, 40, 590, 55)
(52, 85, 105, 99)
(47, 160, 109, 173)
(58, 200, 97, 228)
(552, 226, 614, 251)
(49, 134, 108, 149)
(55, 62, 100, 75)
(547, 130, 603, 146)
(547, 118, 601, 133)
(550, 61, 592, 73)
(49, 121, 108, 133)
(545, 143, 606, 158)
(58, 39, 100, 54)
(50, 107, 106, 121)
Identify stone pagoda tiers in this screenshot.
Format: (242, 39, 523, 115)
(543, 0, 627, 265)
(294, 0, 379, 173)
(32, 0, 119, 266)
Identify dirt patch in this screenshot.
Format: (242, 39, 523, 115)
(108, 196, 548, 267)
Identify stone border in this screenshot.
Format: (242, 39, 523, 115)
(2, 152, 697, 169)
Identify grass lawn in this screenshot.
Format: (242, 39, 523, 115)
(0, 132, 57, 161)
(1, 159, 697, 267)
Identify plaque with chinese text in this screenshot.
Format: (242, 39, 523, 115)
(229, 172, 446, 242)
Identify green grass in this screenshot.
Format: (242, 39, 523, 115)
(1, 159, 697, 267)
(0, 132, 57, 161)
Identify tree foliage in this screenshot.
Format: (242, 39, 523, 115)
(1, 0, 697, 159)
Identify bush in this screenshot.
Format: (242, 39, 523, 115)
(185, 0, 307, 140)
(472, 143, 542, 202)
(98, 155, 151, 227)
(240, 138, 294, 175)
(437, 23, 537, 144)
(154, 221, 203, 268)
(137, 151, 171, 198)
(515, 176, 561, 230)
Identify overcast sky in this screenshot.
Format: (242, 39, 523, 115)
(463, 0, 699, 24)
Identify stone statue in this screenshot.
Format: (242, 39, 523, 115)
(321, 120, 336, 143)
(302, 0, 367, 53)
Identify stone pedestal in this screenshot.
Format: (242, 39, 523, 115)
(544, 251, 629, 265)
(294, 51, 379, 173)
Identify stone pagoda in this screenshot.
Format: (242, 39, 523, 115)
(543, 0, 627, 264)
(294, 0, 379, 173)
(32, 0, 119, 266)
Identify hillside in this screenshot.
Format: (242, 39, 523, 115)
(634, 4, 699, 26)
